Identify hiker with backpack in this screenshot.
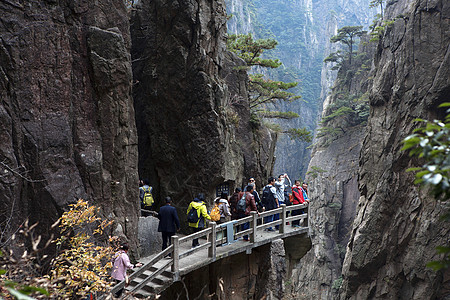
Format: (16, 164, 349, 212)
(186, 193, 211, 247)
(139, 179, 154, 214)
(228, 187, 243, 220)
(237, 185, 259, 241)
(216, 192, 231, 224)
(261, 177, 279, 231)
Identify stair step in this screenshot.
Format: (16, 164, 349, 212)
(143, 269, 173, 278)
(132, 289, 153, 299)
(141, 281, 163, 294)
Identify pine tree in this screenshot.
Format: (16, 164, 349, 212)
(227, 34, 311, 142)
(369, 0, 385, 19)
(329, 26, 365, 65)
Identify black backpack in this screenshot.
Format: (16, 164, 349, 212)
(262, 186, 275, 209)
(187, 205, 199, 223)
(237, 193, 246, 212)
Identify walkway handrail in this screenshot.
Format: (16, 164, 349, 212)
(106, 203, 309, 298)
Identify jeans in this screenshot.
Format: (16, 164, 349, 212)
(241, 221, 250, 240)
(273, 211, 280, 230)
(264, 214, 274, 230)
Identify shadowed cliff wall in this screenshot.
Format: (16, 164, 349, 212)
(131, 0, 276, 217)
(0, 0, 139, 252)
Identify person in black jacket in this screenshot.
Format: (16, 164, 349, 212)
(156, 197, 180, 251)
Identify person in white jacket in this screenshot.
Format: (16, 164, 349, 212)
(216, 192, 231, 224)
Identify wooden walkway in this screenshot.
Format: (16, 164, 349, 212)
(104, 203, 309, 299)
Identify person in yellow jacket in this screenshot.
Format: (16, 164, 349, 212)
(186, 193, 211, 247)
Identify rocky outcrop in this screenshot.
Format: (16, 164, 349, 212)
(341, 0, 450, 299)
(130, 0, 275, 214)
(0, 0, 139, 252)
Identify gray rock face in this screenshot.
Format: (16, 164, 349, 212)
(292, 126, 363, 300)
(341, 0, 450, 299)
(130, 0, 275, 212)
(160, 236, 310, 299)
(0, 0, 139, 252)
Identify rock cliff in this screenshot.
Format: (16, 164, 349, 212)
(340, 0, 450, 299)
(287, 33, 375, 298)
(0, 0, 139, 251)
(130, 0, 275, 212)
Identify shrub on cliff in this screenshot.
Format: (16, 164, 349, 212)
(402, 102, 450, 271)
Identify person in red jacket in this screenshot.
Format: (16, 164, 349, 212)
(291, 180, 308, 227)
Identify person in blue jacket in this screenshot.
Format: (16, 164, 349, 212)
(156, 197, 180, 251)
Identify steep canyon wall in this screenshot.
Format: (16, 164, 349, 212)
(290, 35, 375, 299)
(226, 0, 376, 180)
(341, 0, 450, 298)
(131, 0, 275, 216)
(0, 0, 139, 252)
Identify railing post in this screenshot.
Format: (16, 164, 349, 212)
(250, 211, 257, 243)
(280, 204, 286, 233)
(304, 205, 309, 227)
(171, 235, 179, 278)
(208, 222, 216, 260)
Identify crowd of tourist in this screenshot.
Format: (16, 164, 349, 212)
(110, 175, 310, 297)
(138, 174, 310, 248)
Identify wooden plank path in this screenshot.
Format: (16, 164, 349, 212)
(104, 203, 309, 299)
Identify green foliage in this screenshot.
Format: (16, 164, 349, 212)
(249, 73, 300, 109)
(402, 106, 450, 199)
(285, 128, 313, 143)
(369, 0, 385, 19)
(324, 51, 345, 70)
(328, 26, 366, 65)
(227, 34, 281, 68)
(306, 166, 327, 179)
(257, 110, 299, 119)
(227, 33, 310, 143)
(370, 18, 396, 42)
(321, 106, 354, 124)
(402, 102, 450, 271)
(316, 126, 345, 144)
(332, 276, 343, 290)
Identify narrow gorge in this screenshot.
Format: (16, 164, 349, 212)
(0, 0, 449, 299)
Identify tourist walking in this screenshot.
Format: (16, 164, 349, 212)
(228, 187, 242, 220)
(186, 193, 211, 247)
(261, 177, 279, 231)
(156, 197, 180, 251)
(139, 179, 154, 214)
(239, 185, 258, 241)
(247, 177, 264, 212)
(217, 192, 231, 224)
(111, 243, 142, 298)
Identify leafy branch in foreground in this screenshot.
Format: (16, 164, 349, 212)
(402, 102, 450, 271)
(47, 199, 116, 299)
